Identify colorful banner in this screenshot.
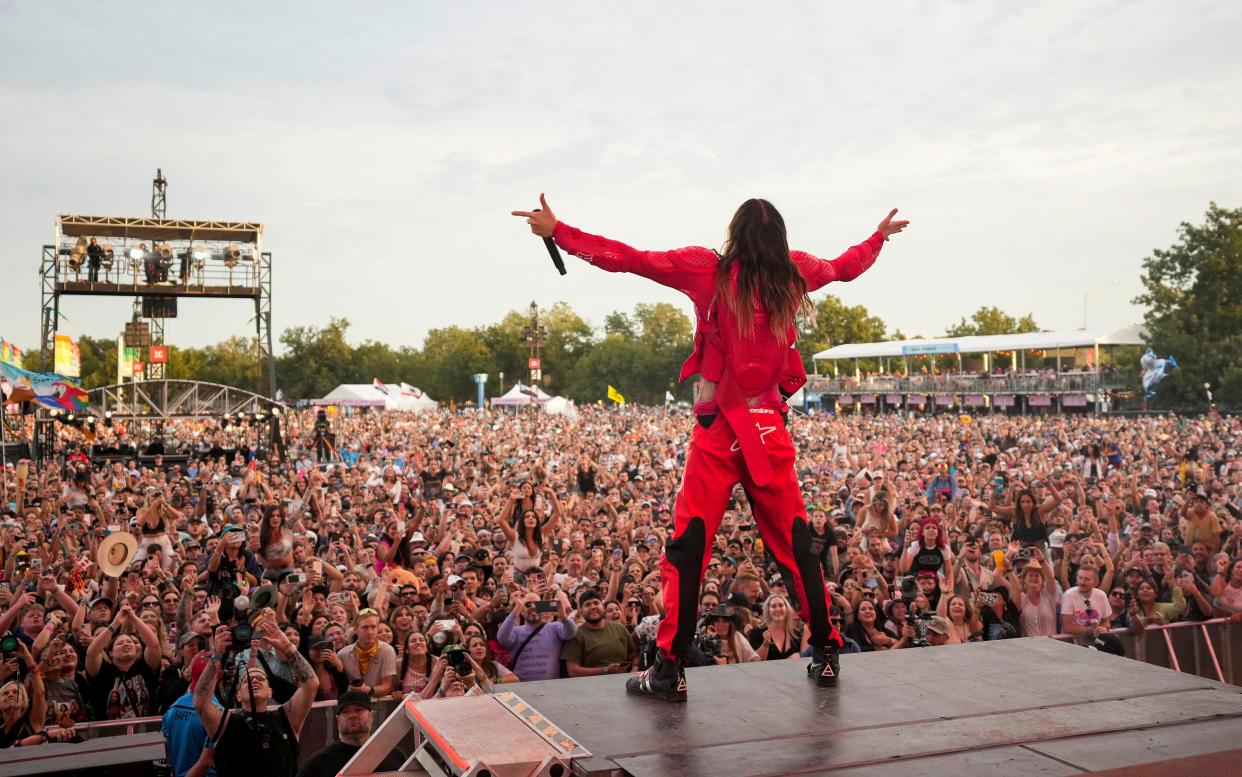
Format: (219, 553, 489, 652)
(1062, 394, 1089, 407)
(886, 394, 903, 405)
(964, 394, 986, 407)
(907, 394, 927, 405)
(858, 394, 876, 404)
(993, 394, 1016, 407)
(54, 333, 81, 377)
(838, 394, 854, 404)
(119, 346, 140, 379)
(607, 385, 625, 404)
(0, 361, 87, 412)
(1028, 394, 1052, 407)
(0, 340, 23, 367)
(934, 395, 955, 406)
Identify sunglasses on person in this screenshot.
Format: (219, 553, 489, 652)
(140, 599, 159, 609)
(1109, 590, 1126, 597)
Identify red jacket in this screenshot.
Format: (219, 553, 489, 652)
(552, 222, 885, 481)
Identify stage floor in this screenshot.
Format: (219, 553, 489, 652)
(508, 637, 1242, 776)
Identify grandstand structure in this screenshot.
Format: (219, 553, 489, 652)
(807, 325, 1145, 413)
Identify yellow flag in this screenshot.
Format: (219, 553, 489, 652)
(607, 385, 625, 404)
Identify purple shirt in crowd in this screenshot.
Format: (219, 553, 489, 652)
(497, 612, 578, 681)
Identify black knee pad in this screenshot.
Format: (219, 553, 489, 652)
(792, 517, 831, 646)
(664, 517, 707, 657)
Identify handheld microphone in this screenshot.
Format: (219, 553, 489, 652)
(533, 208, 567, 275)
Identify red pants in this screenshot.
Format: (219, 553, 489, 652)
(656, 410, 841, 659)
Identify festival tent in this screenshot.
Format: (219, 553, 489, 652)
(394, 383, 438, 413)
(542, 395, 579, 419)
(491, 384, 552, 407)
(314, 383, 438, 412)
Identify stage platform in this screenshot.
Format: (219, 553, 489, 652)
(504, 637, 1242, 776)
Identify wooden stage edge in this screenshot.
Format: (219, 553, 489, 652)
(503, 637, 1242, 776)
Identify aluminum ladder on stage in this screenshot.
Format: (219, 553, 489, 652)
(340, 690, 590, 777)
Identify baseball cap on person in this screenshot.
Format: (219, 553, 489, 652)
(916, 570, 937, 580)
(177, 631, 207, 650)
(1087, 633, 1126, 657)
(726, 592, 750, 608)
(446, 574, 465, 587)
(336, 689, 373, 713)
(409, 532, 427, 545)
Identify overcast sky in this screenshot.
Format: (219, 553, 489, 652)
(1, 1, 1239, 357)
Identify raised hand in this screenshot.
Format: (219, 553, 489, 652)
(876, 208, 910, 240)
(511, 193, 558, 238)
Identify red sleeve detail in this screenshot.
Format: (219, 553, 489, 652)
(551, 222, 717, 299)
(792, 231, 886, 292)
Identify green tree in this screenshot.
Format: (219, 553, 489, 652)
(1135, 202, 1242, 407)
(418, 326, 492, 403)
(276, 318, 357, 399)
(944, 306, 1039, 337)
(797, 294, 888, 372)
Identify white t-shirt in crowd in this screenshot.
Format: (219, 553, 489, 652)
(1059, 587, 1112, 629)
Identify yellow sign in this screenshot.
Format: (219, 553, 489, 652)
(607, 385, 625, 404)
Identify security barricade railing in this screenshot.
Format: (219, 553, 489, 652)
(53, 620, 1242, 756)
(1053, 617, 1238, 685)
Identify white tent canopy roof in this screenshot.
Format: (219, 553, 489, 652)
(491, 384, 553, 406)
(313, 382, 437, 412)
(811, 324, 1146, 362)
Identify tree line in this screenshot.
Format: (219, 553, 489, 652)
(16, 204, 1240, 407)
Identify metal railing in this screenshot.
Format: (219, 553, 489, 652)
(1053, 617, 1238, 685)
(807, 370, 1129, 396)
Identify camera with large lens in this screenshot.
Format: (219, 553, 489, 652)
(442, 643, 470, 674)
(895, 575, 919, 603)
(693, 633, 722, 659)
(0, 632, 19, 657)
(908, 610, 934, 648)
(231, 622, 253, 646)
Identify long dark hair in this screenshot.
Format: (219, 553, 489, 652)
(1014, 489, 1039, 528)
(716, 198, 810, 342)
(259, 505, 284, 550)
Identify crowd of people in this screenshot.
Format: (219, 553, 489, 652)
(0, 405, 1239, 774)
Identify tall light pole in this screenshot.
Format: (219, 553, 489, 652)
(524, 301, 546, 387)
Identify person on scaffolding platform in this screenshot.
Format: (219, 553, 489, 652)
(512, 195, 909, 701)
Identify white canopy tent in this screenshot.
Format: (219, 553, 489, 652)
(491, 384, 552, 407)
(542, 395, 579, 419)
(811, 325, 1146, 362)
(811, 324, 1146, 374)
(313, 382, 438, 412)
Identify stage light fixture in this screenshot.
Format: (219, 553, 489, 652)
(271, 406, 281, 417)
(192, 246, 208, 260)
(129, 247, 145, 260)
(224, 245, 241, 267)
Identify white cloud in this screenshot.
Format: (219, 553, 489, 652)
(0, 0, 1239, 357)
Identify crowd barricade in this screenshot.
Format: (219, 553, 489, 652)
(1053, 617, 1239, 685)
(45, 620, 1242, 763)
(63, 695, 410, 765)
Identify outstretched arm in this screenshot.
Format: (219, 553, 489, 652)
(794, 209, 908, 292)
(512, 194, 717, 292)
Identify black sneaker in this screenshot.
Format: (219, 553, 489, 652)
(808, 645, 840, 688)
(626, 656, 687, 702)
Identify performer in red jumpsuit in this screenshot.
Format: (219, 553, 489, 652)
(513, 195, 908, 700)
